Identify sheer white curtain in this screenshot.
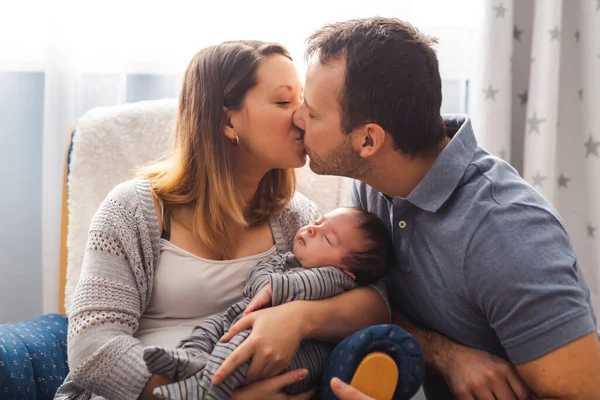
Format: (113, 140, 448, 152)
(0, 0, 483, 320)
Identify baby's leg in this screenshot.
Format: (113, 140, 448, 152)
(153, 329, 252, 400)
(144, 313, 232, 380)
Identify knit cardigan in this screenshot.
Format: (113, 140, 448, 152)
(55, 179, 386, 400)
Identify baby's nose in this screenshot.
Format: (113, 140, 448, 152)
(307, 226, 316, 236)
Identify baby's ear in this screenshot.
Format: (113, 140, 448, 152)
(343, 269, 356, 280)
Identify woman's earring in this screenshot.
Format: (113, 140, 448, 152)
(232, 135, 239, 147)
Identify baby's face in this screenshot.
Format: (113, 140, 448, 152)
(293, 208, 363, 278)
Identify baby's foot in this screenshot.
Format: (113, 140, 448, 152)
(143, 346, 208, 380)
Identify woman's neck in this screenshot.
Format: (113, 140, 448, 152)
(235, 164, 269, 205)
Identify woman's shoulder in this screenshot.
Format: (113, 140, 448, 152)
(95, 179, 158, 228)
(279, 191, 320, 226)
(103, 179, 153, 210)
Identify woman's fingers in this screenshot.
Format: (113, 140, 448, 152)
(268, 368, 308, 391)
(212, 341, 254, 385)
(221, 314, 254, 342)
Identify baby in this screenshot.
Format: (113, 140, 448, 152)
(143, 206, 394, 400)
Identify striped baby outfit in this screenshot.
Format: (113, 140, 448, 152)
(143, 252, 357, 399)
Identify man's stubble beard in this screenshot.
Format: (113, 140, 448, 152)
(307, 138, 372, 180)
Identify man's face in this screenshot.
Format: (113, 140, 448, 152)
(293, 58, 367, 178)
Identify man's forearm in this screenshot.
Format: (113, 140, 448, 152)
(392, 308, 456, 373)
(303, 287, 388, 343)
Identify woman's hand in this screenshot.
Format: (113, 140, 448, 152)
(214, 301, 310, 385)
(244, 284, 273, 315)
(330, 378, 375, 400)
(230, 369, 316, 400)
(138, 375, 175, 400)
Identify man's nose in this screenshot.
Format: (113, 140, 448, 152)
(292, 106, 305, 131)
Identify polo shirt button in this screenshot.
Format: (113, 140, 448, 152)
(398, 220, 407, 228)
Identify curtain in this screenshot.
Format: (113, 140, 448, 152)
(470, 0, 600, 316)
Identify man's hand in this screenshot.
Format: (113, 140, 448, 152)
(230, 369, 316, 400)
(393, 310, 531, 400)
(244, 284, 273, 315)
(214, 301, 309, 385)
(330, 378, 374, 400)
(436, 344, 531, 400)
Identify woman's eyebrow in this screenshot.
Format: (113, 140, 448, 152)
(274, 84, 293, 92)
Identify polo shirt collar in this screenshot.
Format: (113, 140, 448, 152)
(405, 115, 477, 213)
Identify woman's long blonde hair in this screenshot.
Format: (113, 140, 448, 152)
(141, 41, 296, 258)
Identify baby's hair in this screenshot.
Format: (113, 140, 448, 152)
(341, 207, 395, 285)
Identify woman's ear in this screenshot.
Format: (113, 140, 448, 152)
(223, 107, 238, 141)
(352, 123, 387, 158)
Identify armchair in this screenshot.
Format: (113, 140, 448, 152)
(0, 99, 424, 399)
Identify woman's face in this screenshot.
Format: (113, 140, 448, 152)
(228, 54, 306, 171)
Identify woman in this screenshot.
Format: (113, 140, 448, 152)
(56, 40, 388, 400)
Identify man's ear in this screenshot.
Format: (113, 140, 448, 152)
(352, 123, 387, 158)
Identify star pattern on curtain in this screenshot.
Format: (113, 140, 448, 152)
(585, 134, 600, 158)
(493, 2, 507, 19)
(549, 25, 561, 41)
(483, 84, 499, 101)
(472, 1, 600, 313)
(526, 111, 546, 134)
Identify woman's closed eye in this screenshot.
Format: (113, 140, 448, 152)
(276, 101, 291, 106)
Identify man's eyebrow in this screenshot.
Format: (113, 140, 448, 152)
(303, 97, 316, 113)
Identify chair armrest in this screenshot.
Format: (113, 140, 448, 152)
(0, 313, 69, 399)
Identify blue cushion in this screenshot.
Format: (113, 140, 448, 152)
(321, 324, 424, 400)
(0, 314, 69, 399)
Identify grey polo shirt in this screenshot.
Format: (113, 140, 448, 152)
(351, 115, 598, 364)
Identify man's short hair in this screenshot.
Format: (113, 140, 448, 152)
(306, 17, 446, 157)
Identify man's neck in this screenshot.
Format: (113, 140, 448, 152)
(364, 136, 450, 199)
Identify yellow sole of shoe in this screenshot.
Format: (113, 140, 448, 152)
(349, 352, 399, 400)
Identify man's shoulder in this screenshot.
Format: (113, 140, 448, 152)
(460, 149, 565, 229)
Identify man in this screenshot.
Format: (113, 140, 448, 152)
(290, 17, 600, 400)
(214, 17, 600, 400)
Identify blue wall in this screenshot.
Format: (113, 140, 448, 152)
(0, 71, 44, 323)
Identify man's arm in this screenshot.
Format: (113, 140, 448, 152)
(301, 285, 388, 342)
(213, 286, 388, 385)
(516, 332, 600, 399)
(465, 204, 600, 399)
